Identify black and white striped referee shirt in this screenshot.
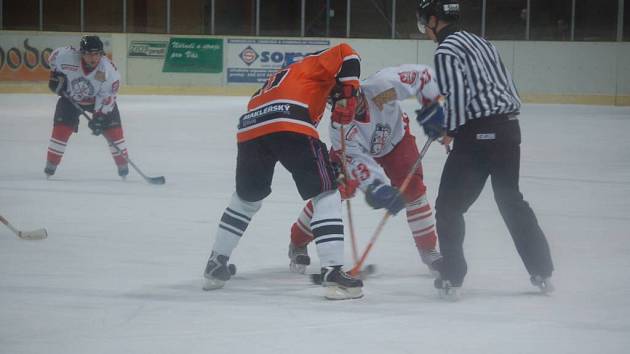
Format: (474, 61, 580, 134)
(434, 26, 521, 133)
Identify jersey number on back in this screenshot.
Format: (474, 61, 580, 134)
(255, 69, 290, 97)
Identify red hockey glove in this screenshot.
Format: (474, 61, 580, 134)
(339, 178, 359, 200)
(330, 84, 359, 125)
(331, 96, 357, 124)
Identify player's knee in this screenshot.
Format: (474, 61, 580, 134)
(311, 190, 341, 214)
(402, 179, 426, 202)
(231, 192, 262, 216)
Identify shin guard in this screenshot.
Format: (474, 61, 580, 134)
(311, 190, 344, 267)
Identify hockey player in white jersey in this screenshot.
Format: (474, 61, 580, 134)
(44, 35, 129, 178)
(288, 64, 443, 275)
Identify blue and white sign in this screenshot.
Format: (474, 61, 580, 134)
(226, 38, 331, 84)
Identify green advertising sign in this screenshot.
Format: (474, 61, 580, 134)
(162, 38, 223, 73)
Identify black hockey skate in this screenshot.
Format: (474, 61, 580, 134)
(203, 252, 232, 290)
(44, 162, 56, 178)
(288, 243, 310, 274)
(530, 275, 555, 294)
(118, 164, 129, 179)
(320, 266, 363, 300)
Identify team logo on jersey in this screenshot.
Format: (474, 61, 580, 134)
(370, 123, 392, 155)
(239, 46, 259, 66)
(398, 71, 418, 85)
(94, 71, 106, 82)
(70, 77, 95, 102)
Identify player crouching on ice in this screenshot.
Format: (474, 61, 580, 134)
(288, 64, 444, 277)
(45, 35, 129, 179)
(202, 43, 364, 300)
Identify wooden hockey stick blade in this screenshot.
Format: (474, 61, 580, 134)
(309, 264, 377, 285)
(18, 228, 48, 240)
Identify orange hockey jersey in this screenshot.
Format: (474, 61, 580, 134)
(237, 43, 360, 143)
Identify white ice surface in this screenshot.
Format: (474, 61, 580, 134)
(1, 94, 630, 354)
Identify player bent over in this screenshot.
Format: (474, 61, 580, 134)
(203, 43, 364, 300)
(289, 64, 443, 276)
(45, 35, 129, 179)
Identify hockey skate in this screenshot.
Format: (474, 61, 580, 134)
(288, 243, 310, 274)
(435, 278, 461, 302)
(419, 248, 442, 277)
(203, 252, 232, 290)
(117, 164, 129, 179)
(530, 275, 555, 294)
(44, 162, 56, 178)
(320, 266, 363, 300)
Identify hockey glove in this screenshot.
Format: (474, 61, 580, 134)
(416, 102, 445, 139)
(365, 180, 406, 215)
(330, 84, 359, 125)
(339, 178, 359, 200)
(331, 160, 359, 200)
(48, 71, 67, 96)
(88, 112, 111, 136)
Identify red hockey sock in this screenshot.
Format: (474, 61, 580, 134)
(103, 126, 128, 166)
(406, 194, 437, 251)
(290, 200, 314, 247)
(46, 124, 74, 166)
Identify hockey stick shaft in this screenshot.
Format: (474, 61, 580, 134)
(62, 94, 165, 185)
(350, 137, 435, 276)
(0, 215, 19, 235)
(338, 124, 359, 264)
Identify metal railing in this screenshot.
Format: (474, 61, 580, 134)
(0, 0, 626, 41)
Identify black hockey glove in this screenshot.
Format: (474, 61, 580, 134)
(416, 102, 445, 139)
(88, 112, 112, 136)
(48, 71, 67, 96)
(365, 180, 405, 215)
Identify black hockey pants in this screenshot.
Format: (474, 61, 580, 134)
(434, 115, 554, 286)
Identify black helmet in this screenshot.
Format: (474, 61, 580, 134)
(80, 35, 104, 54)
(416, 0, 460, 33)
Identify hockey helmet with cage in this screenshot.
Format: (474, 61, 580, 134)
(80, 35, 104, 54)
(416, 0, 460, 33)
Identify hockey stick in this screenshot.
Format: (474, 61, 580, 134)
(0, 215, 48, 240)
(337, 124, 359, 264)
(63, 93, 165, 185)
(349, 137, 435, 277)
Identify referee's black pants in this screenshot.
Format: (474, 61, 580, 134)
(434, 115, 554, 286)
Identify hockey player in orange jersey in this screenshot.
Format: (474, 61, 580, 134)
(203, 43, 364, 300)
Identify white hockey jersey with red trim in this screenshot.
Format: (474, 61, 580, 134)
(48, 46, 120, 114)
(330, 64, 440, 190)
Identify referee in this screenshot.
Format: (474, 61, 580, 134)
(415, 0, 554, 300)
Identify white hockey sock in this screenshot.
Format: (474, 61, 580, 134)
(406, 194, 437, 251)
(311, 190, 344, 267)
(212, 192, 262, 257)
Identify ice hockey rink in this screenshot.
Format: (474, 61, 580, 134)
(1, 93, 629, 354)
